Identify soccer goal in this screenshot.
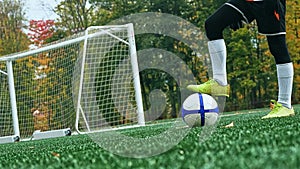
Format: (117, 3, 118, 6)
(0, 23, 145, 142)
(74, 24, 145, 133)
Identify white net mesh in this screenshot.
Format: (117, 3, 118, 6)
(0, 42, 80, 138)
(0, 69, 13, 137)
(0, 24, 143, 138)
(74, 26, 143, 133)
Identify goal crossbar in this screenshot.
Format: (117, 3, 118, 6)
(0, 27, 127, 61)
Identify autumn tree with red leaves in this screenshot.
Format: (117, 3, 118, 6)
(28, 20, 55, 47)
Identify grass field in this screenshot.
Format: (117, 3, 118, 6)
(0, 106, 300, 169)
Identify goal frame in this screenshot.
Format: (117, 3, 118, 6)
(0, 23, 145, 143)
(0, 61, 20, 143)
(74, 23, 145, 134)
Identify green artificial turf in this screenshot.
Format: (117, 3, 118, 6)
(0, 107, 300, 169)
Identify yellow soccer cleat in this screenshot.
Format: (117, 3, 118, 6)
(187, 79, 229, 97)
(262, 100, 295, 119)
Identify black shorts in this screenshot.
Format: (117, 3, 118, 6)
(226, 0, 286, 35)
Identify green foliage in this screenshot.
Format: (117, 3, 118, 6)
(225, 23, 278, 110)
(286, 0, 300, 103)
(0, 0, 29, 56)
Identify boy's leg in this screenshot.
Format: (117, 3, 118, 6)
(269, 34, 293, 109)
(262, 35, 294, 119)
(187, 4, 243, 96)
(205, 4, 241, 86)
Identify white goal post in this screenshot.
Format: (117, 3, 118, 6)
(74, 24, 145, 133)
(0, 23, 145, 142)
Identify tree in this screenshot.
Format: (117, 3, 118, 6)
(286, 0, 300, 103)
(54, 0, 109, 34)
(28, 20, 55, 47)
(0, 0, 29, 56)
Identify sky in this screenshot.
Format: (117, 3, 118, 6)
(24, 0, 62, 20)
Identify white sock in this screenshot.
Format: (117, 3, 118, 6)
(277, 62, 294, 109)
(208, 39, 227, 85)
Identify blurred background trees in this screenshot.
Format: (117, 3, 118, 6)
(0, 0, 299, 118)
(0, 0, 29, 55)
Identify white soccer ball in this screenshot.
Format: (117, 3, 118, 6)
(181, 93, 219, 127)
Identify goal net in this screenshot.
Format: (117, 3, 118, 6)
(74, 25, 145, 133)
(0, 23, 145, 140)
(0, 69, 14, 138)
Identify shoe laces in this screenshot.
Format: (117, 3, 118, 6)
(269, 100, 282, 112)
